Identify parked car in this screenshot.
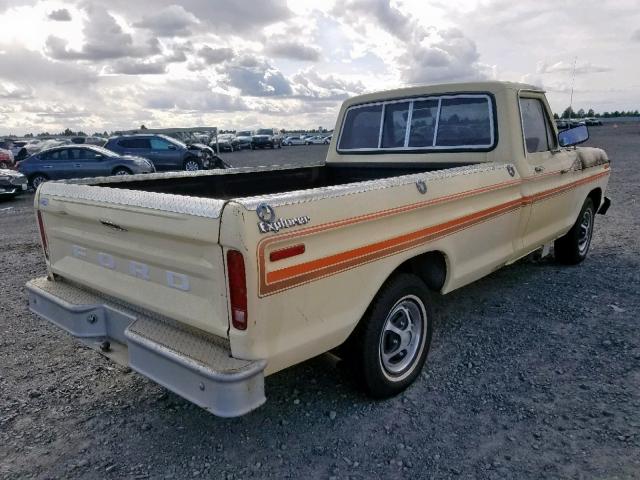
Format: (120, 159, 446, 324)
(212, 134, 240, 152)
(323, 135, 332, 144)
(282, 135, 306, 146)
(584, 117, 602, 126)
(0, 139, 30, 161)
(70, 136, 107, 146)
(252, 128, 282, 149)
(235, 130, 255, 150)
(304, 135, 327, 145)
(25, 81, 611, 417)
(18, 145, 155, 188)
(0, 148, 15, 169)
(105, 134, 221, 171)
(0, 168, 28, 199)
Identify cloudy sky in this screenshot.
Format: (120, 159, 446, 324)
(0, 0, 638, 135)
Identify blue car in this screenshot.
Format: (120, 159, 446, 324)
(18, 145, 155, 189)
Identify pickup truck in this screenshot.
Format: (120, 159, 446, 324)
(27, 81, 611, 417)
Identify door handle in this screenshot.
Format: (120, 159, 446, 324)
(74, 163, 82, 167)
(42, 165, 53, 169)
(534, 166, 544, 173)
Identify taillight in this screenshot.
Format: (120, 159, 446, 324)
(36, 210, 49, 260)
(227, 250, 247, 330)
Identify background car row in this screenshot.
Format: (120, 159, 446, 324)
(1, 128, 333, 192)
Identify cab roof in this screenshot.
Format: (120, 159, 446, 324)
(343, 81, 543, 108)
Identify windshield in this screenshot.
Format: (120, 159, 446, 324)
(237, 131, 251, 137)
(90, 146, 118, 157)
(255, 129, 272, 135)
(160, 135, 187, 148)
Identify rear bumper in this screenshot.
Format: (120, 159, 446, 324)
(26, 277, 266, 417)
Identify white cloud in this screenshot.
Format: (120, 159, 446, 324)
(0, 0, 635, 134)
(134, 5, 199, 37)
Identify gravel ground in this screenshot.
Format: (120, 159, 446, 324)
(1, 128, 638, 479)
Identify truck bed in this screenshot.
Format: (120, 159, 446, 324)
(89, 162, 471, 199)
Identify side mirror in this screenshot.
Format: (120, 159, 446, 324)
(558, 125, 589, 147)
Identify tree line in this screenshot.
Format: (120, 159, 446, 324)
(553, 107, 640, 119)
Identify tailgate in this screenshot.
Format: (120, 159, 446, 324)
(36, 182, 230, 337)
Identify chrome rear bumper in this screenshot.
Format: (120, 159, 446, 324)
(26, 277, 266, 417)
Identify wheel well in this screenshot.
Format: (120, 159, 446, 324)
(587, 188, 602, 211)
(392, 250, 448, 292)
(112, 166, 132, 174)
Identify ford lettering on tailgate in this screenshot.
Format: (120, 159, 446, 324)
(71, 245, 190, 291)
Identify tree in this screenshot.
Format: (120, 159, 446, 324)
(576, 108, 585, 118)
(63, 128, 74, 136)
(587, 108, 595, 117)
(561, 106, 575, 119)
(140, 124, 147, 130)
(553, 113, 560, 119)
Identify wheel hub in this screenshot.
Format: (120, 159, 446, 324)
(379, 296, 425, 375)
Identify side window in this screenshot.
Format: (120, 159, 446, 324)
(338, 104, 383, 150)
(436, 97, 492, 147)
(119, 138, 150, 149)
(49, 149, 69, 161)
(408, 99, 439, 147)
(381, 102, 410, 148)
(520, 98, 554, 153)
(77, 149, 100, 160)
(150, 137, 173, 150)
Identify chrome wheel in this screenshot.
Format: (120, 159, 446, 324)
(578, 208, 593, 255)
(184, 160, 200, 171)
(379, 294, 426, 377)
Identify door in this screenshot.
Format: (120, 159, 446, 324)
(149, 136, 180, 171)
(519, 95, 580, 251)
(68, 148, 105, 178)
(40, 148, 75, 180)
(118, 137, 152, 165)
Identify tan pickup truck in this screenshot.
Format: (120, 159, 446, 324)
(27, 81, 611, 417)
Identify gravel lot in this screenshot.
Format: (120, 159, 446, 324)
(1, 129, 638, 479)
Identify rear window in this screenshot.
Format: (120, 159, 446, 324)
(338, 94, 495, 152)
(338, 104, 383, 150)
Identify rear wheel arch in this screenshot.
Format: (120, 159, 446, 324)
(338, 250, 448, 356)
(587, 187, 602, 212)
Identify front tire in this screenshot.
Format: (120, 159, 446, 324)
(184, 159, 201, 171)
(350, 273, 433, 398)
(30, 173, 48, 189)
(554, 197, 595, 264)
(112, 167, 132, 176)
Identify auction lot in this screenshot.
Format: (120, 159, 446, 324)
(1, 128, 638, 479)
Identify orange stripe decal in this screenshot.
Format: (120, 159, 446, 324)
(258, 169, 609, 296)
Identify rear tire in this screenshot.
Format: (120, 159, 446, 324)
(554, 197, 595, 264)
(349, 273, 433, 398)
(112, 167, 131, 176)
